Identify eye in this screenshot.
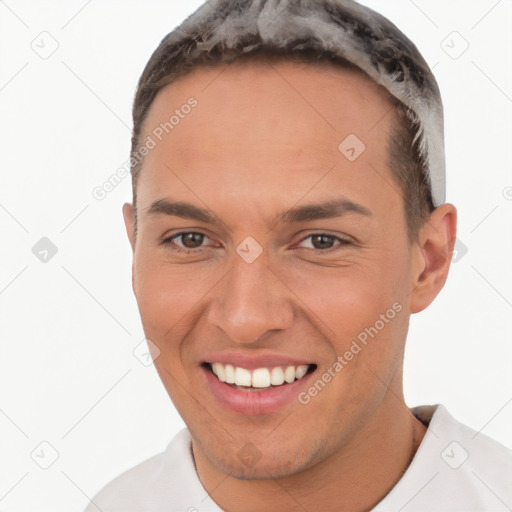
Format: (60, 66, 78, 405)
(297, 233, 351, 251)
(161, 232, 211, 251)
(161, 232, 351, 254)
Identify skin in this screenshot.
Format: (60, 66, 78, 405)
(122, 58, 457, 512)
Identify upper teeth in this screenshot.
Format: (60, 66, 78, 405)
(210, 362, 309, 388)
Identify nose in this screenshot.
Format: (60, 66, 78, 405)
(207, 251, 294, 345)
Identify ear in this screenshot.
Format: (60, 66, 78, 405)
(122, 202, 137, 295)
(122, 202, 136, 252)
(409, 203, 457, 314)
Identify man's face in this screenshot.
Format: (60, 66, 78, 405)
(124, 60, 421, 478)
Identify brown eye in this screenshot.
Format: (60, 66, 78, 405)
(179, 233, 205, 248)
(311, 234, 336, 249)
(298, 234, 350, 251)
(161, 232, 209, 250)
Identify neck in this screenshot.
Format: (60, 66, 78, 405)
(192, 390, 428, 512)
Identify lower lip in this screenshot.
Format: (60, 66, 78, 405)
(202, 365, 316, 415)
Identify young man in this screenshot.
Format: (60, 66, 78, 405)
(86, 0, 512, 510)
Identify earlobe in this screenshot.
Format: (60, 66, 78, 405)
(122, 202, 136, 252)
(409, 203, 457, 314)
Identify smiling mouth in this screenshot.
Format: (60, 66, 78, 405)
(203, 362, 317, 391)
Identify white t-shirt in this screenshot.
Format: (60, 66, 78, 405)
(85, 404, 512, 511)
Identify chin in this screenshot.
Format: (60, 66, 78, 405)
(215, 453, 308, 481)
(200, 433, 325, 481)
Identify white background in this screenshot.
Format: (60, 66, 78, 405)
(1, 1, 511, 510)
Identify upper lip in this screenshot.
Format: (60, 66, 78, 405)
(202, 351, 315, 370)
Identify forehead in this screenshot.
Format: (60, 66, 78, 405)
(136, 59, 399, 219)
(142, 58, 395, 147)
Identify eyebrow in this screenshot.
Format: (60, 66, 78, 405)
(147, 198, 217, 224)
(145, 197, 373, 226)
(279, 198, 373, 223)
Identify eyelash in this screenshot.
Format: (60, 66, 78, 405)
(160, 232, 351, 254)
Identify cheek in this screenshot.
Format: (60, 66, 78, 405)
(134, 266, 173, 333)
(288, 258, 408, 328)
(283, 253, 411, 370)
(132, 255, 215, 342)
